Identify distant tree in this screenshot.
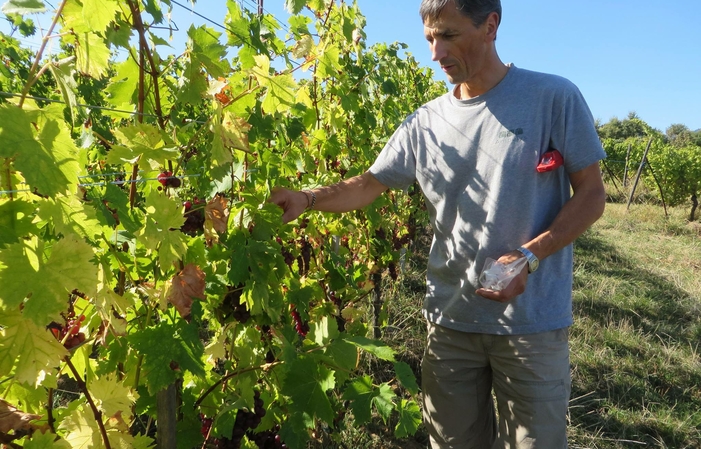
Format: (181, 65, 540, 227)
(665, 123, 694, 147)
(597, 111, 655, 140)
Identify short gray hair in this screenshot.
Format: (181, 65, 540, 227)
(419, 0, 502, 27)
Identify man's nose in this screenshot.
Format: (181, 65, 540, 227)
(431, 40, 447, 62)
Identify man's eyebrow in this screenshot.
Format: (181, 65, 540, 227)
(425, 28, 458, 38)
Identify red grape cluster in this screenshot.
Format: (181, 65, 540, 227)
(48, 314, 86, 349)
(290, 306, 309, 337)
(157, 171, 182, 188)
(181, 198, 206, 236)
(247, 425, 287, 449)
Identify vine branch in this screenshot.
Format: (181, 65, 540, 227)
(18, 0, 69, 109)
(64, 356, 113, 449)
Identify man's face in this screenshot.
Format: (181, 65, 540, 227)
(423, 2, 495, 86)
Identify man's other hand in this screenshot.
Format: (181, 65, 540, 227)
(268, 188, 308, 224)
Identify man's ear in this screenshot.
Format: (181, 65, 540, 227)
(485, 11, 500, 41)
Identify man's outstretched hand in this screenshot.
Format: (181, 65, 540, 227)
(268, 188, 308, 224)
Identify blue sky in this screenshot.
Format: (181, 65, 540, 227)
(3, 0, 700, 132)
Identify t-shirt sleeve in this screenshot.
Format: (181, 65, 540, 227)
(368, 115, 418, 191)
(550, 84, 607, 173)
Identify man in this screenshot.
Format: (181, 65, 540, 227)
(270, 0, 606, 447)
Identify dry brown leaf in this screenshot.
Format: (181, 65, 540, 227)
(167, 264, 206, 318)
(205, 195, 230, 234)
(0, 399, 42, 434)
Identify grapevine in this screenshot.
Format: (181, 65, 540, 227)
(0, 0, 445, 447)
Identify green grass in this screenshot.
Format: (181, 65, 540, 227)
(321, 200, 701, 448)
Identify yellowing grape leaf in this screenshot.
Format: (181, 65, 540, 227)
(0, 398, 42, 433)
(74, 32, 111, 78)
(251, 54, 296, 113)
(58, 407, 101, 449)
(37, 195, 104, 240)
(0, 310, 69, 387)
(25, 430, 71, 448)
(167, 264, 205, 318)
(108, 123, 179, 167)
(139, 191, 188, 269)
(0, 236, 98, 326)
(82, 0, 119, 34)
(88, 375, 138, 419)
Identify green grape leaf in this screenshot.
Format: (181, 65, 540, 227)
(74, 32, 111, 78)
(1, 0, 45, 14)
(37, 195, 104, 241)
(284, 0, 306, 14)
(309, 315, 339, 346)
(374, 383, 395, 423)
(278, 413, 309, 449)
(25, 430, 71, 449)
(48, 61, 79, 125)
(342, 377, 397, 425)
(177, 61, 208, 106)
(0, 104, 80, 196)
(344, 335, 396, 361)
(394, 399, 422, 438)
(225, 0, 249, 47)
(105, 58, 139, 114)
(316, 43, 342, 79)
(82, 0, 119, 33)
(0, 236, 98, 325)
(143, 0, 164, 24)
(281, 356, 335, 427)
(0, 310, 69, 387)
(188, 25, 230, 78)
(341, 375, 374, 424)
(0, 199, 37, 246)
(129, 320, 205, 394)
(393, 361, 419, 395)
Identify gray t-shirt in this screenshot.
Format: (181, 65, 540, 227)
(369, 65, 606, 335)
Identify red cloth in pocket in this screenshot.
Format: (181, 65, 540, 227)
(536, 149, 564, 173)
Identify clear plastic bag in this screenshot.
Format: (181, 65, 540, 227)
(478, 257, 527, 291)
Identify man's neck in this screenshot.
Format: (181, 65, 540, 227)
(456, 62, 510, 100)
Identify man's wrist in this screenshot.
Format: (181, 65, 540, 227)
(516, 246, 539, 273)
(302, 190, 317, 210)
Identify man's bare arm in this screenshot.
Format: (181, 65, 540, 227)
(477, 162, 606, 302)
(269, 172, 389, 223)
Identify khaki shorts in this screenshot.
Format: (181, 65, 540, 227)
(422, 323, 571, 449)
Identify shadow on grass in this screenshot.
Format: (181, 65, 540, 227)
(570, 231, 701, 448)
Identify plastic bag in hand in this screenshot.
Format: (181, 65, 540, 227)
(479, 257, 528, 291)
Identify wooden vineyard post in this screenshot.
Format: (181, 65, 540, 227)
(623, 143, 632, 187)
(157, 384, 178, 449)
(626, 137, 653, 212)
